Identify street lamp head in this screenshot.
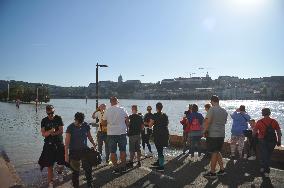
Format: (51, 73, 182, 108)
(98, 64, 108, 67)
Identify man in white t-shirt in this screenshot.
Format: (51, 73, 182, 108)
(101, 97, 129, 174)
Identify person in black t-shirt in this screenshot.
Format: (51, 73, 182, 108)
(128, 105, 144, 168)
(141, 106, 153, 155)
(149, 102, 169, 172)
(38, 105, 65, 187)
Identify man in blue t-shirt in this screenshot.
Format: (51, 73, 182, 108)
(65, 112, 97, 188)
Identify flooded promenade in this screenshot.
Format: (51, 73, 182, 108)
(0, 99, 284, 187)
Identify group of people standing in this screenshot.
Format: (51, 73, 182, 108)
(180, 95, 282, 179)
(93, 97, 169, 174)
(38, 95, 282, 187)
(38, 96, 169, 188)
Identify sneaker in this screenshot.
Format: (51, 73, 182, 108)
(203, 172, 217, 179)
(243, 154, 248, 159)
(217, 169, 226, 176)
(154, 166, 164, 172)
(112, 168, 120, 175)
(48, 181, 54, 188)
(248, 156, 256, 161)
(151, 161, 159, 167)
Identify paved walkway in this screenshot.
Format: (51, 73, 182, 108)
(0, 153, 23, 188)
(38, 153, 284, 188)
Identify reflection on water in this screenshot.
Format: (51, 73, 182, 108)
(0, 99, 283, 186)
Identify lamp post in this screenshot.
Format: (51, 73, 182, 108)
(96, 63, 108, 109)
(36, 86, 39, 113)
(7, 81, 10, 102)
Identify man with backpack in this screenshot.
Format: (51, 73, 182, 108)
(254, 108, 282, 176)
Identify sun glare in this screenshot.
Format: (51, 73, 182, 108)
(231, 0, 268, 7)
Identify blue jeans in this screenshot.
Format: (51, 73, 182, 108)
(258, 139, 276, 173)
(189, 136, 202, 157)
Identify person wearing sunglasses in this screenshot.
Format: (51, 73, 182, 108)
(38, 105, 65, 188)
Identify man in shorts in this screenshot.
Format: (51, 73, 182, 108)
(203, 95, 228, 179)
(128, 105, 144, 168)
(38, 105, 65, 188)
(101, 97, 129, 174)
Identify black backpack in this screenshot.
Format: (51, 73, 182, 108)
(262, 120, 277, 143)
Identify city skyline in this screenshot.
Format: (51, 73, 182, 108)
(1, 0, 284, 86)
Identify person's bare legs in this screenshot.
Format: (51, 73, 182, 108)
(120, 151, 126, 167)
(217, 152, 224, 170)
(47, 166, 54, 184)
(210, 152, 218, 173)
(111, 153, 117, 166)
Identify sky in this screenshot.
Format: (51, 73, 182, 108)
(0, 0, 284, 86)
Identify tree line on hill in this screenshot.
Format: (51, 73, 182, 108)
(0, 83, 50, 103)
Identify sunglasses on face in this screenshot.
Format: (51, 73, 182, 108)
(47, 111, 54, 115)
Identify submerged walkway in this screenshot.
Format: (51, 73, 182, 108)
(39, 153, 284, 188)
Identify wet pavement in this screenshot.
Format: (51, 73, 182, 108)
(37, 153, 284, 188)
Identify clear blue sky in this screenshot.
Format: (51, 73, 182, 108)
(0, 0, 283, 86)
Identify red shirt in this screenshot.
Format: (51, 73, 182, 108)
(255, 117, 280, 139)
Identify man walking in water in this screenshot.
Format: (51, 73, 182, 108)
(101, 97, 129, 174)
(203, 95, 228, 179)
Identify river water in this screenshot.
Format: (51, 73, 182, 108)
(0, 99, 283, 186)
